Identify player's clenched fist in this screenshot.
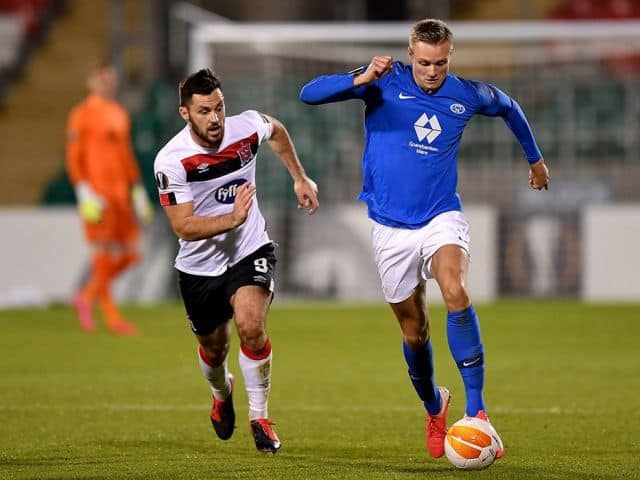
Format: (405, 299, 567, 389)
(528, 158, 550, 191)
(354, 56, 393, 87)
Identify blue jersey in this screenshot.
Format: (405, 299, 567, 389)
(300, 62, 542, 229)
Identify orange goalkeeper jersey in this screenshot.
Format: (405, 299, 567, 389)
(66, 94, 141, 243)
(66, 93, 140, 202)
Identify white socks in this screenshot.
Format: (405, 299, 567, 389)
(198, 345, 231, 400)
(239, 339, 272, 420)
(198, 340, 273, 419)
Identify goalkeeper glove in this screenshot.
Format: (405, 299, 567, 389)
(132, 183, 154, 225)
(75, 182, 104, 224)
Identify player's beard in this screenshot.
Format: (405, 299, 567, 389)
(190, 120, 223, 149)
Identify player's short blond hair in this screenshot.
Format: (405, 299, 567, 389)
(409, 18, 453, 46)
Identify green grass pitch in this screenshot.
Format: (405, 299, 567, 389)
(1, 300, 639, 479)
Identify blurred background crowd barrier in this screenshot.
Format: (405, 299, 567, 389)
(1, 0, 639, 307)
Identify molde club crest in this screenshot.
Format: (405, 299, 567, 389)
(215, 179, 247, 204)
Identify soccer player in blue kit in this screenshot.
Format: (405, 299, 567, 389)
(300, 18, 549, 459)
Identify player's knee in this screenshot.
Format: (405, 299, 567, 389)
(441, 282, 470, 311)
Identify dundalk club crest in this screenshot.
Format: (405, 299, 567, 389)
(237, 143, 253, 166)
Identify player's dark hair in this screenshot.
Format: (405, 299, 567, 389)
(410, 18, 453, 46)
(179, 68, 222, 106)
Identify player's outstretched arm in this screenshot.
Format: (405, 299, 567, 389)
(162, 182, 256, 241)
(265, 114, 319, 215)
(299, 55, 391, 105)
(528, 158, 550, 191)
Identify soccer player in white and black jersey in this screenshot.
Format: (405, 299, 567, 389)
(154, 69, 319, 453)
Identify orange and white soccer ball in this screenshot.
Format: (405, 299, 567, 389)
(444, 416, 499, 470)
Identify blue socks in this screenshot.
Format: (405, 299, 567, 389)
(403, 340, 442, 415)
(447, 305, 486, 417)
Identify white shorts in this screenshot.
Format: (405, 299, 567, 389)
(371, 211, 471, 303)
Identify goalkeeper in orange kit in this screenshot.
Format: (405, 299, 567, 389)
(66, 63, 153, 335)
